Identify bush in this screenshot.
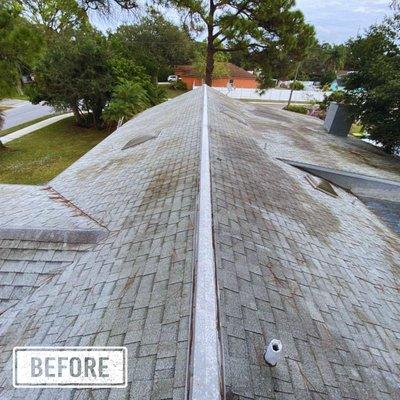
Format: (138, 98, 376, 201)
(289, 81, 304, 90)
(103, 80, 150, 125)
(322, 83, 331, 92)
(284, 104, 308, 114)
(321, 70, 337, 87)
(170, 80, 187, 91)
(319, 90, 345, 111)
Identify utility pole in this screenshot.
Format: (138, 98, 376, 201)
(287, 62, 301, 108)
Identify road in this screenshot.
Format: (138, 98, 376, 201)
(1, 99, 55, 130)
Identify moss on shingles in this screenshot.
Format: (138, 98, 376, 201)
(0, 116, 112, 185)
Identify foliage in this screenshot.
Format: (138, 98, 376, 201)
(289, 81, 304, 90)
(0, 0, 42, 97)
(300, 43, 346, 82)
(161, 0, 316, 86)
(319, 91, 345, 111)
(27, 27, 166, 129)
(284, 104, 308, 114)
(27, 28, 113, 128)
(103, 80, 150, 124)
(193, 47, 229, 79)
(344, 14, 400, 153)
(253, 14, 316, 86)
(320, 70, 337, 87)
(21, 0, 88, 33)
(109, 12, 195, 81)
(170, 80, 187, 91)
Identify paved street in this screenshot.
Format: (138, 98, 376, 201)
(0, 99, 54, 130)
(0, 112, 73, 144)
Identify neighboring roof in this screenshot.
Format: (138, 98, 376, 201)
(0, 87, 400, 400)
(175, 62, 256, 79)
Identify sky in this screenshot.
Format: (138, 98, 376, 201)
(90, 0, 395, 44)
(296, 0, 393, 43)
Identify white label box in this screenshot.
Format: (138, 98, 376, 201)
(13, 347, 127, 388)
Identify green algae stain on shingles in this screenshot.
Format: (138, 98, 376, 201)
(210, 126, 341, 241)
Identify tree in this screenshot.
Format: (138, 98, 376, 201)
(27, 28, 165, 129)
(300, 42, 347, 83)
(27, 28, 114, 128)
(193, 44, 229, 79)
(0, 1, 42, 128)
(344, 14, 400, 153)
(0, 1, 42, 97)
(161, 0, 314, 86)
(109, 12, 195, 81)
(103, 80, 150, 124)
(252, 18, 316, 86)
(20, 0, 88, 33)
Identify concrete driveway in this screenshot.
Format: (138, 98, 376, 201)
(0, 99, 55, 130)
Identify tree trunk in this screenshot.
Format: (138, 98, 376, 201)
(205, 0, 215, 86)
(92, 102, 104, 130)
(205, 43, 215, 86)
(71, 104, 85, 127)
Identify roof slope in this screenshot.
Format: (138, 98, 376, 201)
(0, 87, 399, 400)
(0, 89, 203, 400)
(208, 90, 400, 399)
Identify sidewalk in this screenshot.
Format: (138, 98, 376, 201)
(0, 112, 73, 144)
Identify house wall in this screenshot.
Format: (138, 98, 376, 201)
(181, 77, 203, 89)
(180, 76, 258, 90)
(212, 78, 258, 89)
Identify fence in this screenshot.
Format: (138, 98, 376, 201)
(194, 85, 330, 103)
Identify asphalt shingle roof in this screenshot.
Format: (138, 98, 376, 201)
(0, 87, 399, 400)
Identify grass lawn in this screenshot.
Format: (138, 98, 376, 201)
(165, 88, 187, 98)
(159, 83, 187, 99)
(0, 116, 112, 185)
(0, 114, 59, 137)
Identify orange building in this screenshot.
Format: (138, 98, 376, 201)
(174, 63, 258, 89)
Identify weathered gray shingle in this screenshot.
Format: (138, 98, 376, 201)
(1, 87, 399, 399)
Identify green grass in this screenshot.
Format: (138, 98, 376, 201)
(0, 116, 112, 185)
(10, 93, 29, 101)
(284, 104, 309, 114)
(0, 114, 59, 137)
(6, 90, 29, 100)
(165, 88, 187, 99)
(159, 83, 187, 99)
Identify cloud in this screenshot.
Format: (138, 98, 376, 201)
(296, 0, 393, 43)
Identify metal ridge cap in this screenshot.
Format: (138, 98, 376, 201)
(189, 84, 223, 400)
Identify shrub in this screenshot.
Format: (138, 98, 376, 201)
(103, 80, 150, 125)
(321, 70, 337, 87)
(170, 80, 187, 91)
(289, 81, 304, 90)
(322, 83, 331, 92)
(319, 90, 345, 111)
(284, 104, 308, 114)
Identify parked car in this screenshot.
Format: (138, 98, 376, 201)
(167, 75, 180, 82)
